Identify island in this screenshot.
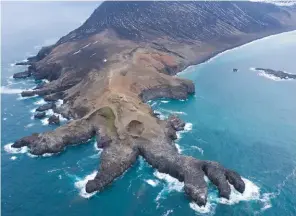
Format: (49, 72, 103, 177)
(255, 68, 296, 79)
(11, 1, 296, 206)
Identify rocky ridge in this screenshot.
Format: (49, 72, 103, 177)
(12, 1, 296, 206)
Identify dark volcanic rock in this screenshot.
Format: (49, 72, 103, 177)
(13, 71, 31, 79)
(21, 91, 36, 97)
(57, 1, 291, 44)
(44, 92, 64, 102)
(48, 115, 60, 125)
(36, 103, 56, 112)
(255, 68, 296, 79)
(140, 81, 195, 102)
(12, 134, 39, 148)
(27, 45, 55, 63)
(34, 112, 46, 119)
(96, 135, 112, 148)
(168, 115, 186, 131)
(33, 82, 46, 90)
(32, 62, 62, 81)
(15, 61, 32, 66)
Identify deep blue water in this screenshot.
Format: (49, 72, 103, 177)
(2, 3, 296, 216)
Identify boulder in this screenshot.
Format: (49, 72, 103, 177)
(21, 91, 36, 97)
(36, 103, 56, 112)
(48, 115, 60, 125)
(34, 112, 46, 119)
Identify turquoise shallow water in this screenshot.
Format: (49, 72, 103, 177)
(2, 3, 296, 216)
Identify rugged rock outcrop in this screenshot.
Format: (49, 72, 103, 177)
(34, 112, 46, 119)
(36, 103, 55, 112)
(12, 1, 296, 206)
(13, 71, 31, 79)
(48, 115, 60, 125)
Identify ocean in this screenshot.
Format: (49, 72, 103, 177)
(1, 3, 296, 216)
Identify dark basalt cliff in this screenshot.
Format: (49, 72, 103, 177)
(13, 1, 296, 206)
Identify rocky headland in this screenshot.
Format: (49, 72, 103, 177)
(11, 1, 296, 206)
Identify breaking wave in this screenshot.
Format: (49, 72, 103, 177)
(145, 179, 159, 187)
(1, 86, 23, 94)
(153, 170, 272, 215)
(4, 143, 28, 154)
(74, 171, 98, 198)
(10, 156, 17, 160)
(34, 98, 47, 105)
(41, 118, 49, 125)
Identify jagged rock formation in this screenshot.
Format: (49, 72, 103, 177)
(35, 103, 55, 112)
(12, 1, 296, 206)
(48, 115, 60, 125)
(34, 112, 46, 119)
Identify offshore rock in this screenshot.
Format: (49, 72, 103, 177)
(21, 91, 36, 97)
(13, 71, 31, 79)
(255, 67, 296, 79)
(36, 103, 56, 112)
(34, 112, 46, 119)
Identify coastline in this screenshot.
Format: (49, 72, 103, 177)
(178, 29, 296, 75)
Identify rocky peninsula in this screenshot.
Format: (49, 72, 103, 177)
(11, 1, 296, 206)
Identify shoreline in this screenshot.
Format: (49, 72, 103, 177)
(178, 29, 296, 75)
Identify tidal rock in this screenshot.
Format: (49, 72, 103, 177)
(48, 115, 60, 125)
(12, 134, 39, 148)
(15, 62, 32, 66)
(13, 71, 31, 79)
(21, 91, 36, 97)
(36, 103, 56, 112)
(34, 112, 46, 119)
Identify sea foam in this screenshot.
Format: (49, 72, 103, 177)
(153, 169, 270, 215)
(1, 86, 24, 94)
(41, 118, 49, 125)
(74, 171, 98, 198)
(4, 143, 28, 154)
(10, 156, 17, 160)
(145, 179, 159, 187)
